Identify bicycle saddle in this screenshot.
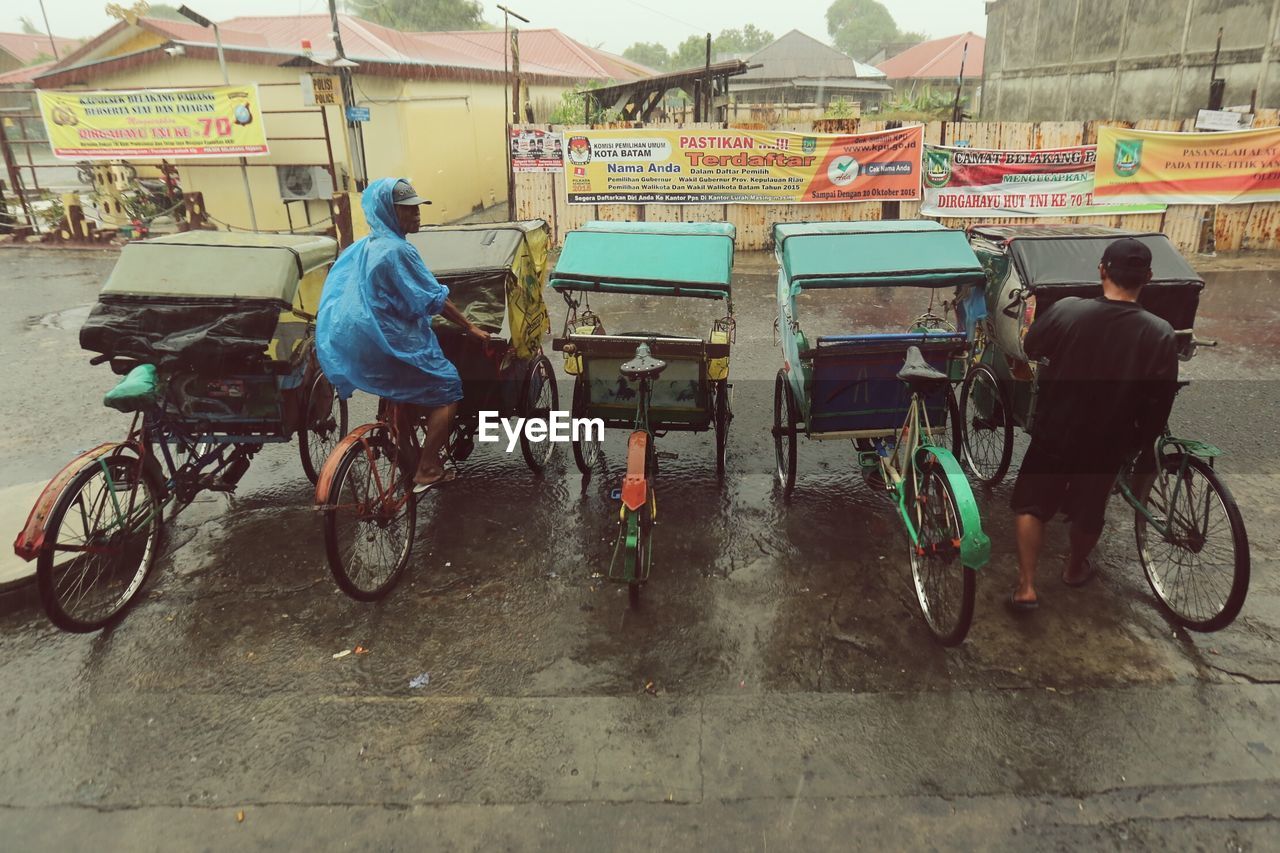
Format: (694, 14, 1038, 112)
(896, 346, 949, 389)
(620, 343, 667, 381)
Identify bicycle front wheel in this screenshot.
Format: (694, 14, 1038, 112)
(1135, 453, 1249, 632)
(958, 364, 1013, 486)
(37, 455, 163, 632)
(907, 456, 976, 646)
(322, 431, 416, 601)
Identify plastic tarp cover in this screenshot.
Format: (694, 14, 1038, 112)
(1009, 235, 1203, 288)
(432, 270, 507, 334)
(407, 220, 551, 360)
(80, 297, 287, 369)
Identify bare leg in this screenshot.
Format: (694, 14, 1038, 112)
(414, 402, 457, 484)
(1062, 523, 1102, 584)
(1014, 513, 1044, 605)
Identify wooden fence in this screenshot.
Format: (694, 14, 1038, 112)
(512, 112, 1280, 254)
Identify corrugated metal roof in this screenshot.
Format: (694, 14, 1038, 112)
(738, 30, 887, 83)
(0, 31, 80, 65)
(876, 33, 984, 80)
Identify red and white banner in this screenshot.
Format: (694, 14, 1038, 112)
(921, 144, 1164, 217)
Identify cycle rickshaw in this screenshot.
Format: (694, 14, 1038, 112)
(955, 224, 1250, 631)
(13, 231, 347, 632)
(549, 221, 736, 608)
(315, 219, 558, 600)
(772, 221, 991, 645)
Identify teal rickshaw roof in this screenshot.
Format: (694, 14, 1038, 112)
(774, 221, 987, 291)
(550, 221, 736, 299)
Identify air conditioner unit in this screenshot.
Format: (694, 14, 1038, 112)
(276, 165, 334, 200)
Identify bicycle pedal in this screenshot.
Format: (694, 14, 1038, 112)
(656, 451, 679, 460)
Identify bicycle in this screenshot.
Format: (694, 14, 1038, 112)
(609, 341, 667, 609)
(1115, 433, 1250, 631)
(853, 345, 991, 645)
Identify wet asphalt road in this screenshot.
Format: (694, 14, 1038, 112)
(0, 246, 1277, 850)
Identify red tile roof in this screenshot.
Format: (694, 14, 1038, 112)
(209, 15, 652, 79)
(35, 14, 652, 88)
(0, 59, 55, 86)
(0, 31, 79, 65)
(876, 33, 984, 80)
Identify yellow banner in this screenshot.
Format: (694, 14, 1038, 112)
(38, 86, 270, 160)
(1094, 125, 1280, 204)
(564, 127, 923, 205)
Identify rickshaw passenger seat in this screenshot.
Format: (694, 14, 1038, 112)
(896, 346, 949, 390)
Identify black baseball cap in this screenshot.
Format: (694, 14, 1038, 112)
(392, 179, 431, 206)
(1102, 237, 1152, 271)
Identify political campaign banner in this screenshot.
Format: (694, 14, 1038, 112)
(37, 86, 269, 159)
(921, 144, 1164, 217)
(510, 127, 564, 173)
(564, 126, 923, 205)
(1094, 125, 1280, 205)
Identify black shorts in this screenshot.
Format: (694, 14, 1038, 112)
(1010, 440, 1124, 534)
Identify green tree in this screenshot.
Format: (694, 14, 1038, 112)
(348, 0, 487, 31)
(622, 41, 670, 72)
(826, 0, 905, 61)
(669, 34, 709, 72)
(713, 25, 774, 58)
(19, 16, 41, 34)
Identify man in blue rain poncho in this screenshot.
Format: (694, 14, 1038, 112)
(317, 178, 490, 489)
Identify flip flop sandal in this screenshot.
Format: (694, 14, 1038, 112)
(413, 469, 457, 495)
(1006, 594, 1040, 613)
(1062, 559, 1098, 588)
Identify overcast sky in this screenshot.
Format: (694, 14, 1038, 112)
(12, 0, 989, 54)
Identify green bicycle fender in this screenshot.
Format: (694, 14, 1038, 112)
(624, 511, 640, 583)
(1161, 436, 1222, 459)
(916, 445, 991, 570)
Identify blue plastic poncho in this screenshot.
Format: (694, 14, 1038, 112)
(316, 178, 463, 407)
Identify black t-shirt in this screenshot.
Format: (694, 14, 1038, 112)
(1023, 296, 1178, 456)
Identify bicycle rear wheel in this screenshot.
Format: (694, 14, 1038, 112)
(298, 371, 349, 484)
(773, 370, 797, 495)
(1135, 453, 1249, 632)
(713, 379, 730, 480)
(570, 375, 601, 476)
(322, 430, 416, 601)
(907, 455, 976, 646)
(37, 455, 162, 632)
(519, 355, 559, 474)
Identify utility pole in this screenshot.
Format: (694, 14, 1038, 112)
(498, 5, 529, 215)
(952, 41, 970, 123)
(178, 5, 257, 231)
(37, 0, 59, 60)
(327, 0, 366, 190)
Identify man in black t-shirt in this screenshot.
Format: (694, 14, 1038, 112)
(1010, 238, 1179, 610)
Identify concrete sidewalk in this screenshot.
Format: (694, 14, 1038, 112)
(0, 480, 48, 589)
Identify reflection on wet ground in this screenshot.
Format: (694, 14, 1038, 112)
(1, 248, 1278, 840)
(2, 252, 1276, 698)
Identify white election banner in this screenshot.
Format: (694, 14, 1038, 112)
(921, 144, 1164, 217)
